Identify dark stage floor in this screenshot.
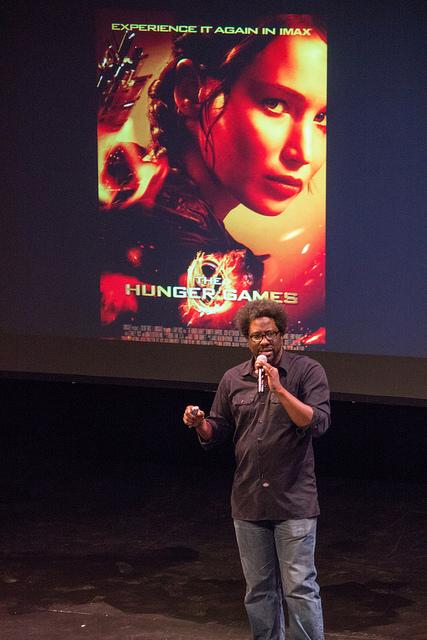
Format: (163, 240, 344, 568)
(0, 466, 426, 640)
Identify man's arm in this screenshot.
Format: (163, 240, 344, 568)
(260, 358, 330, 433)
(274, 387, 314, 427)
(182, 372, 235, 446)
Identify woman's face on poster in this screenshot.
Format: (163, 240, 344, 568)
(198, 33, 327, 216)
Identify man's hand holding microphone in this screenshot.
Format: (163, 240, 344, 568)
(255, 355, 282, 393)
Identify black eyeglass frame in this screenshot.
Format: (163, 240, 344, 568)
(248, 330, 282, 343)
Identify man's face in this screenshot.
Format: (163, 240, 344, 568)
(199, 33, 327, 216)
(247, 316, 284, 366)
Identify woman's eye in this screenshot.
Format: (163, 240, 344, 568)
(262, 99, 288, 115)
(314, 111, 327, 126)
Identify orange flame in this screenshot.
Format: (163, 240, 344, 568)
(100, 273, 140, 324)
(98, 124, 168, 209)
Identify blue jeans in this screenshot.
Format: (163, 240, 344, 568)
(234, 518, 324, 640)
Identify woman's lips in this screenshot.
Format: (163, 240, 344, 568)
(265, 175, 303, 199)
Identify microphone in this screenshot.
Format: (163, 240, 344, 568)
(256, 355, 268, 392)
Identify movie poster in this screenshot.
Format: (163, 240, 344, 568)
(98, 10, 327, 349)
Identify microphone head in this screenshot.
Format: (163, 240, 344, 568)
(256, 354, 268, 364)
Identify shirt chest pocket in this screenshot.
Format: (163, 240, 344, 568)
(231, 391, 257, 420)
(269, 393, 285, 419)
(269, 391, 298, 421)
(270, 385, 299, 405)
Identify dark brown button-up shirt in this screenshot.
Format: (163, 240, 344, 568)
(203, 350, 331, 520)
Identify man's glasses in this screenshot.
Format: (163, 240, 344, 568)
(249, 330, 281, 343)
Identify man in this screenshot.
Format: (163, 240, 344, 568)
(183, 300, 330, 640)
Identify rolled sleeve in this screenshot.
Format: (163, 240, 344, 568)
(300, 360, 331, 437)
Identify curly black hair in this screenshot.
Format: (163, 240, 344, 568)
(234, 301, 288, 337)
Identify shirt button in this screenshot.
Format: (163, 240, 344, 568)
(262, 481, 270, 488)
(258, 419, 262, 423)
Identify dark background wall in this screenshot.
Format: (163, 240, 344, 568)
(1, 0, 426, 493)
(2, 377, 426, 502)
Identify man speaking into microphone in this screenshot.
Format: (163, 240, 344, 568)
(183, 301, 330, 640)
